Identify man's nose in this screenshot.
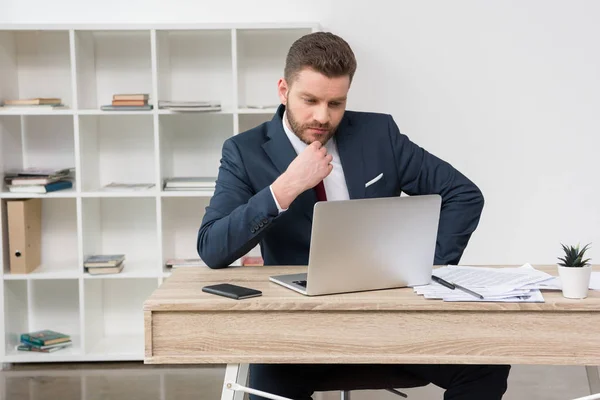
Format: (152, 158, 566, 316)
(313, 104, 330, 125)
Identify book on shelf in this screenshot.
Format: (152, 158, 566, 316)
(18, 329, 72, 353)
(20, 329, 70, 346)
(113, 94, 149, 101)
(158, 100, 221, 112)
(101, 104, 153, 111)
(112, 100, 147, 106)
(6, 174, 66, 186)
(86, 263, 125, 275)
(1, 98, 66, 111)
(17, 342, 72, 353)
(244, 104, 279, 110)
(6, 167, 73, 178)
(4, 167, 74, 193)
(241, 255, 264, 266)
(7, 180, 73, 194)
(101, 182, 155, 191)
(84, 254, 125, 275)
(1, 104, 67, 111)
(165, 258, 206, 268)
(163, 177, 216, 190)
(84, 254, 125, 267)
(102, 93, 152, 111)
(3, 98, 62, 106)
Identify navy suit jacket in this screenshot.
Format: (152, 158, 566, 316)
(197, 104, 484, 269)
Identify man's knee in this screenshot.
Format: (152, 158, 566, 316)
(249, 364, 315, 400)
(486, 365, 511, 383)
(468, 364, 511, 393)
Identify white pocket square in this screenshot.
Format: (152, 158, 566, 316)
(365, 173, 383, 188)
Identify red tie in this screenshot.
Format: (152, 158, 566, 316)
(315, 181, 327, 202)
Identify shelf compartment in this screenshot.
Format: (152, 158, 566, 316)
(238, 113, 274, 135)
(156, 29, 233, 110)
(84, 278, 158, 358)
(236, 28, 311, 109)
(158, 113, 232, 185)
(0, 115, 76, 194)
(81, 197, 160, 278)
(74, 30, 153, 110)
(79, 114, 156, 192)
(2, 198, 79, 279)
(3, 279, 82, 360)
(161, 197, 208, 274)
(0, 30, 73, 110)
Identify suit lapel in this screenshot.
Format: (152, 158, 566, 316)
(262, 105, 318, 221)
(336, 114, 365, 199)
(262, 105, 297, 176)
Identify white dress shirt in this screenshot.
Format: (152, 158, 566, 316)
(270, 111, 350, 213)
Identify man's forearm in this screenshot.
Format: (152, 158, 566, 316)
(197, 186, 279, 268)
(270, 172, 302, 210)
(434, 178, 484, 266)
(197, 139, 282, 269)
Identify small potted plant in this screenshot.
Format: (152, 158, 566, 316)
(557, 243, 592, 299)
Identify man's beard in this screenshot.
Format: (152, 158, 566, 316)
(286, 102, 337, 145)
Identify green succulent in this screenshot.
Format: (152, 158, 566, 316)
(558, 243, 592, 268)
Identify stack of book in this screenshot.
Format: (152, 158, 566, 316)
(101, 182, 155, 192)
(163, 177, 216, 191)
(4, 167, 73, 193)
(158, 100, 221, 112)
(101, 94, 152, 111)
(17, 329, 72, 353)
(84, 254, 125, 275)
(1, 98, 65, 111)
(165, 258, 205, 269)
(242, 255, 264, 266)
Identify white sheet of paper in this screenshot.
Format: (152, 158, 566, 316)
(432, 264, 553, 288)
(413, 264, 554, 303)
(414, 283, 532, 297)
(442, 289, 545, 303)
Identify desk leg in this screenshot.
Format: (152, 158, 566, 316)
(221, 363, 248, 400)
(221, 363, 294, 400)
(587, 366, 600, 394)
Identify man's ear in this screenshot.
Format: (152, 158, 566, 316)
(277, 78, 289, 105)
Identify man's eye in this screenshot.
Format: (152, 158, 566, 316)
(304, 98, 316, 104)
(329, 102, 341, 107)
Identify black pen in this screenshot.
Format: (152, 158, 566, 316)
(431, 275, 485, 300)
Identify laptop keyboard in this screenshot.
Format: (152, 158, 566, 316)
(293, 280, 308, 287)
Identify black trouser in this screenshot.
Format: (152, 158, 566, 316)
(248, 364, 511, 400)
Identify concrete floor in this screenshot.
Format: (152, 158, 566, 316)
(0, 362, 595, 400)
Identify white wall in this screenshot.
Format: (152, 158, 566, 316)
(2, 0, 599, 266)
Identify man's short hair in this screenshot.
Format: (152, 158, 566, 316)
(284, 32, 357, 85)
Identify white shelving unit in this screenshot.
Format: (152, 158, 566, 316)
(0, 23, 319, 364)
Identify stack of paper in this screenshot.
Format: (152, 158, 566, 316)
(414, 264, 555, 302)
(158, 100, 221, 112)
(163, 177, 216, 191)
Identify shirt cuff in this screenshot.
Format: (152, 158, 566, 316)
(270, 185, 288, 214)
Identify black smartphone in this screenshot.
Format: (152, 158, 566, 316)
(202, 283, 262, 300)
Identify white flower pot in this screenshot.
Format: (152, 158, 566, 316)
(557, 264, 592, 299)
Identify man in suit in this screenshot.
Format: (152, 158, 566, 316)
(198, 32, 510, 400)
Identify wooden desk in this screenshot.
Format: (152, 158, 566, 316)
(144, 265, 600, 400)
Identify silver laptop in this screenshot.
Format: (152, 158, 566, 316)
(269, 194, 442, 296)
